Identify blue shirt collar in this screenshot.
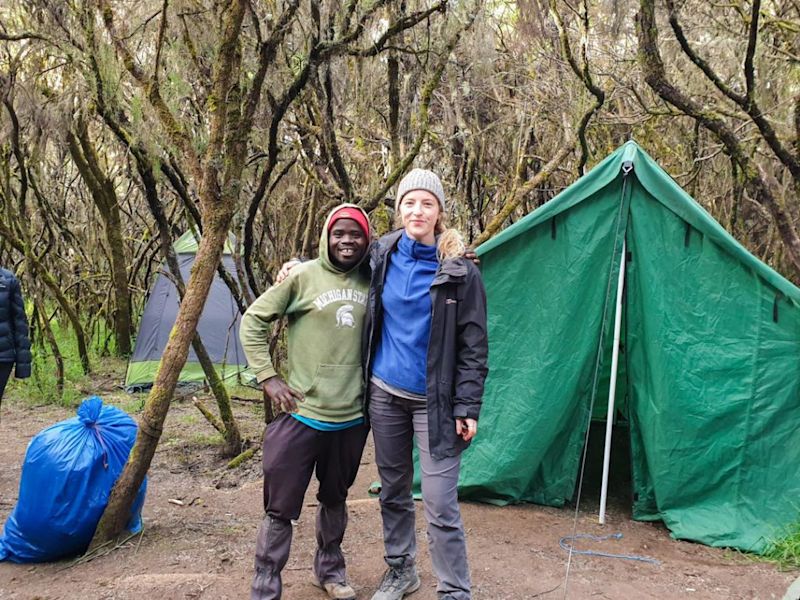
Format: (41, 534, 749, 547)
(399, 231, 438, 261)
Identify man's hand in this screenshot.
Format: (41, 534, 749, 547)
(275, 259, 302, 285)
(464, 249, 480, 266)
(262, 376, 304, 413)
(456, 417, 478, 441)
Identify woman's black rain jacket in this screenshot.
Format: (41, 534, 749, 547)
(362, 230, 489, 460)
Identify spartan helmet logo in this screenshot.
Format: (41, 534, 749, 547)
(336, 304, 356, 328)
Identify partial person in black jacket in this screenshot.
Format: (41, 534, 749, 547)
(0, 267, 32, 404)
(364, 169, 488, 600)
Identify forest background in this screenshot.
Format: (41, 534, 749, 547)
(0, 0, 798, 548)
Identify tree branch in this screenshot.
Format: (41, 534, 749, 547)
(351, 1, 447, 57)
(744, 0, 760, 101)
(364, 9, 478, 210)
(549, 0, 605, 174)
(638, 0, 800, 278)
(0, 31, 49, 42)
(241, 0, 300, 131)
(95, 0, 203, 184)
(152, 0, 170, 85)
(473, 139, 574, 246)
(666, 0, 800, 181)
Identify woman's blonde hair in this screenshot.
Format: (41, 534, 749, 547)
(436, 220, 466, 261)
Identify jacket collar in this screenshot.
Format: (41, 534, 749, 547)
(379, 229, 403, 252)
(433, 257, 467, 285)
(398, 231, 438, 261)
(375, 229, 467, 284)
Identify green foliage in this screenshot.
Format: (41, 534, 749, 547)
(179, 412, 199, 426)
(188, 431, 225, 447)
(370, 204, 393, 237)
(763, 520, 800, 571)
(28, 324, 86, 406)
(9, 319, 126, 407)
(114, 393, 147, 415)
(130, 93, 144, 131)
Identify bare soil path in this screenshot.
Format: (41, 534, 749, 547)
(0, 387, 793, 600)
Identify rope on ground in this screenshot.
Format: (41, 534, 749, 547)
(560, 533, 660, 565)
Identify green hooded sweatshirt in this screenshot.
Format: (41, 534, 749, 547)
(239, 204, 370, 422)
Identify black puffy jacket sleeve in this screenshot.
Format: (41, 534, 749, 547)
(10, 277, 31, 379)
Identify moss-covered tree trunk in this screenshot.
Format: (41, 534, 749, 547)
(134, 153, 242, 457)
(90, 0, 249, 549)
(66, 127, 133, 356)
(90, 214, 235, 546)
(104, 197, 133, 356)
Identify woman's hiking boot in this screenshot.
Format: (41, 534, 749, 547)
(370, 564, 421, 600)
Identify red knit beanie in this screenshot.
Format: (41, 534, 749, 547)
(328, 206, 369, 236)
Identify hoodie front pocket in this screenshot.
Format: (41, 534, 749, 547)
(304, 363, 364, 411)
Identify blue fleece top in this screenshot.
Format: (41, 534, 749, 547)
(372, 232, 438, 395)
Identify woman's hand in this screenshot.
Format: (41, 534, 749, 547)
(275, 259, 302, 284)
(456, 417, 478, 441)
(262, 376, 304, 413)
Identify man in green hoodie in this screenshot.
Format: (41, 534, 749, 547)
(240, 204, 371, 600)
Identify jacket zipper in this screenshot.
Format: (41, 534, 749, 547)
(364, 244, 392, 390)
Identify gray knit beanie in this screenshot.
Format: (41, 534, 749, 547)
(395, 168, 446, 211)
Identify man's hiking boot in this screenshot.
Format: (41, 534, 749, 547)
(311, 578, 356, 600)
(370, 564, 421, 600)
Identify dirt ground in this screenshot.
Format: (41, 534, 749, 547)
(0, 382, 795, 600)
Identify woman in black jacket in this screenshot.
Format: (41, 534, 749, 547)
(0, 267, 31, 404)
(364, 169, 488, 600)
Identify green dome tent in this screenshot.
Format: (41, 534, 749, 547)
(125, 231, 251, 391)
(460, 140, 800, 553)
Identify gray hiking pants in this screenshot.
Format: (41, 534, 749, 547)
(369, 383, 471, 600)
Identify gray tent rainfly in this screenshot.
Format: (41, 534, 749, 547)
(125, 231, 250, 391)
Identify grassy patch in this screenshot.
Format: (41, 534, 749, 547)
(113, 393, 147, 415)
(23, 320, 90, 406)
(179, 412, 199, 426)
(6, 317, 135, 408)
(188, 432, 225, 447)
(763, 521, 800, 571)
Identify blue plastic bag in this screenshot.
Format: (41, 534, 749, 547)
(0, 396, 147, 562)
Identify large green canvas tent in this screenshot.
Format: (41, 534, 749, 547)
(125, 231, 250, 391)
(461, 140, 800, 553)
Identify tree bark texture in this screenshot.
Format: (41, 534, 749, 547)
(90, 215, 235, 547)
(66, 127, 133, 356)
(91, 0, 248, 548)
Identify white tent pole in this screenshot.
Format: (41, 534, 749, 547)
(599, 238, 626, 525)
